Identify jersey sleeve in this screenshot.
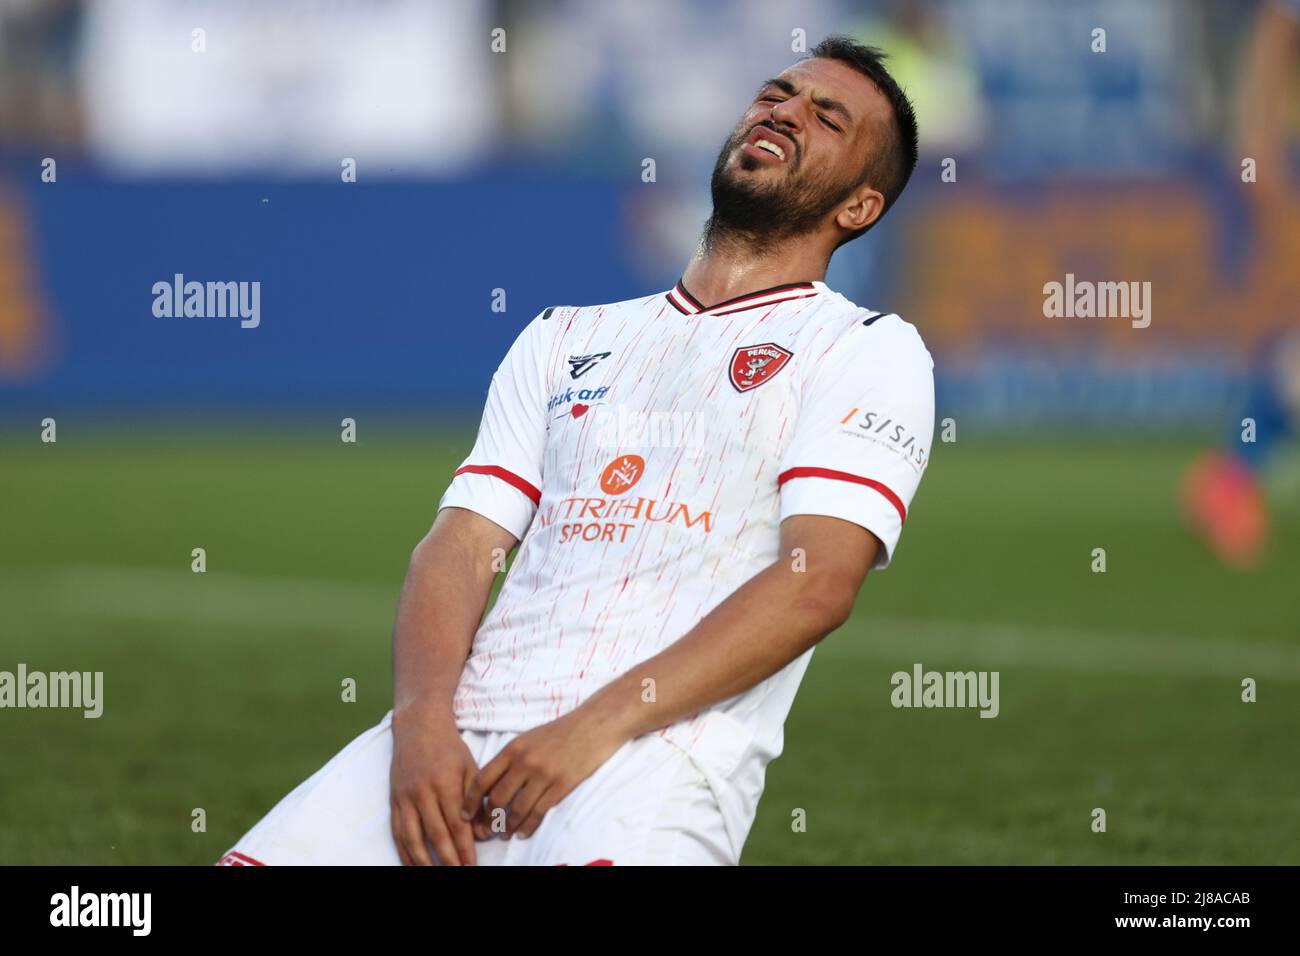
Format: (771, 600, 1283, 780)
(436, 310, 556, 540)
(778, 315, 935, 569)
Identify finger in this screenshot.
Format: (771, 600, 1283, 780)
(485, 766, 529, 832)
(520, 772, 582, 839)
(505, 778, 543, 835)
(463, 749, 512, 819)
(440, 787, 477, 866)
(391, 801, 414, 867)
(398, 800, 433, 866)
(470, 800, 495, 841)
(461, 757, 477, 800)
(417, 793, 460, 866)
(462, 763, 492, 842)
(516, 784, 562, 840)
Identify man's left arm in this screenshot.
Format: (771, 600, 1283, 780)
(462, 514, 878, 839)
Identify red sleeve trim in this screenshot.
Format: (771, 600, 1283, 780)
(454, 465, 542, 505)
(777, 466, 907, 523)
(216, 851, 266, 866)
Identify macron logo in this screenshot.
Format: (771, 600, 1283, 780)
(50, 886, 151, 937)
(568, 352, 611, 379)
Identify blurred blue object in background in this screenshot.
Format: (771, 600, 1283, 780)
(0, 0, 1295, 431)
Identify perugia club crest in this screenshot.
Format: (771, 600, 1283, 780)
(728, 343, 793, 393)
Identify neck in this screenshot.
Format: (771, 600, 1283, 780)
(680, 216, 830, 306)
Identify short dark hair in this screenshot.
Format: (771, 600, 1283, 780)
(807, 35, 919, 238)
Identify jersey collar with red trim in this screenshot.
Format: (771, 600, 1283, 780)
(665, 278, 823, 317)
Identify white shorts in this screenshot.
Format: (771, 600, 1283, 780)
(219, 711, 736, 866)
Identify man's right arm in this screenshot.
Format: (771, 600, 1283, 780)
(389, 505, 517, 867)
(390, 307, 556, 865)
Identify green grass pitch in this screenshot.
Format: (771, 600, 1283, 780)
(1, 428, 1296, 864)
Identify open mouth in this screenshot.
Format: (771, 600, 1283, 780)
(740, 126, 795, 164)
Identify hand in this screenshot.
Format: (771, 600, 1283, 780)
(390, 707, 480, 866)
(462, 709, 627, 841)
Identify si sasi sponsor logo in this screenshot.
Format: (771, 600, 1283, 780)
(838, 407, 928, 472)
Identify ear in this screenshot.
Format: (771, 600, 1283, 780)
(835, 184, 884, 235)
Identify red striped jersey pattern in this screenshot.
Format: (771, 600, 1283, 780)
(437, 279, 934, 851)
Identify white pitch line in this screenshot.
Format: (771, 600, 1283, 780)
(51, 565, 396, 632)
(28, 565, 1300, 682)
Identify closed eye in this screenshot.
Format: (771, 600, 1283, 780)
(819, 115, 841, 132)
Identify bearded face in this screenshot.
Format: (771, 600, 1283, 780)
(704, 59, 892, 248)
(708, 116, 862, 243)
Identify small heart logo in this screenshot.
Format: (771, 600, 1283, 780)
(572, 403, 589, 418)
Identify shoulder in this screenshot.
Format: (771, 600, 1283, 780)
(535, 290, 663, 324)
(536, 305, 580, 323)
(806, 285, 933, 375)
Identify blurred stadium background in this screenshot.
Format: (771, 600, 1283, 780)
(1, 0, 1297, 865)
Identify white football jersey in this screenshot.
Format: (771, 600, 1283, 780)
(438, 278, 934, 856)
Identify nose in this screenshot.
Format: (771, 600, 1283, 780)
(767, 95, 804, 134)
